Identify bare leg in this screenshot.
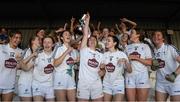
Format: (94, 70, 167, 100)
(67, 89, 76, 101)
(155, 91, 168, 101)
(137, 88, 149, 101)
(103, 93, 112, 102)
(113, 93, 124, 101)
(54, 90, 67, 101)
(126, 88, 136, 101)
(2, 92, 14, 102)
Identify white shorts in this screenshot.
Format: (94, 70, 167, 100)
(125, 71, 151, 88)
(156, 82, 180, 96)
(32, 83, 54, 99)
(77, 79, 103, 99)
(103, 80, 124, 95)
(0, 88, 14, 94)
(18, 83, 32, 97)
(54, 72, 76, 90)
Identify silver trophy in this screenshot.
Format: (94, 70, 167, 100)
(78, 14, 87, 31)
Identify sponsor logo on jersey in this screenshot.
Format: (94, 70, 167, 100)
(44, 64, 54, 74)
(66, 57, 74, 65)
(4, 58, 17, 69)
(106, 63, 115, 72)
(130, 52, 141, 58)
(88, 58, 99, 68)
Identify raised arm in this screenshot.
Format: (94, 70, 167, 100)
(90, 23, 95, 31)
(115, 24, 122, 34)
(70, 17, 75, 34)
(53, 47, 73, 67)
(80, 13, 90, 49)
(97, 21, 101, 32)
(120, 18, 137, 29)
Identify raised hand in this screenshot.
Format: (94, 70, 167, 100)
(120, 18, 128, 22)
(71, 17, 75, 23)
(118, 58, 127, 65)
(84, 12, 90, 26)
(55, 27, 64, 33)
(64, 23, 68, 30)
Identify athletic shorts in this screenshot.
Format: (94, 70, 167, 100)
(18, 83, 32, 97)
(54, 72, 76, 90)
(156, 81, 180, 96)
(0, 88, 14, 94)
(103, 80, 124, 95)
(77, 79, 103, 99)
(32, 82, 54, 99)
(125, 71, 151, 88)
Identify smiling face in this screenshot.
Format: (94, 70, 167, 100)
(61, 31, 72, 44)
(32, 36, 40, 47)
(121, 33, 129, 42)
(103, 28, 109, 37)
(88, 36, 97, 48)
(105, 36, 116, 49)
(152, 31, 164, 46)
(43, 37, 54, 52)
(129, 29, 140, 42)
(9, 33, 22, 48)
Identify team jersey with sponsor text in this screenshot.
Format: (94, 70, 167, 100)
(33, 51, 54, 86)
(154, 43, 180, 83)
(54, 44, 78, 77)
(79, 47, 103, 83)
(125, 43, 152, 75)
(102, 50, 129, 83)
(0, 44, 23, 89)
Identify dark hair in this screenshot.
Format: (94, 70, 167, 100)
(152, 30, 165, 38)
(48, 31, 58, 43)
(8, 30, 22, 43)
(35, 28, 45, 35)
(9, 30, 22, 38)
(59, 30, 71, 44)
(42, 35, 55, 51)
(87, 35, 98, 47)
(29, 35, 38, 53)
(152, 30, 167, 47)
(137, 30, 154, 54)
(108, 35, 120, 50)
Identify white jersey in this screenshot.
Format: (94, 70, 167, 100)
(79, 47, 103, 83)
(0, 44, 22, 89)
(102, 50, 128, 83)
(54, 44, 78, 74)
(18, 48, 33, 85)
(125, 43, 152, 75)
(154, 43, 180, 83)
(33, 51, 54, 86)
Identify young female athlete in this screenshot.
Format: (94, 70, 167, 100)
(125, 29, 152, 101)
(18, 35, 40, 101)
(152, 31, 180, 101)
(0, 31, 23, 101)
(102, 35, 132, 101)
(77, 13, 104, 101)
(53, 30, 78, 101)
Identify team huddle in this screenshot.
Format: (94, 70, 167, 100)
(0, 13, 180, 102)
